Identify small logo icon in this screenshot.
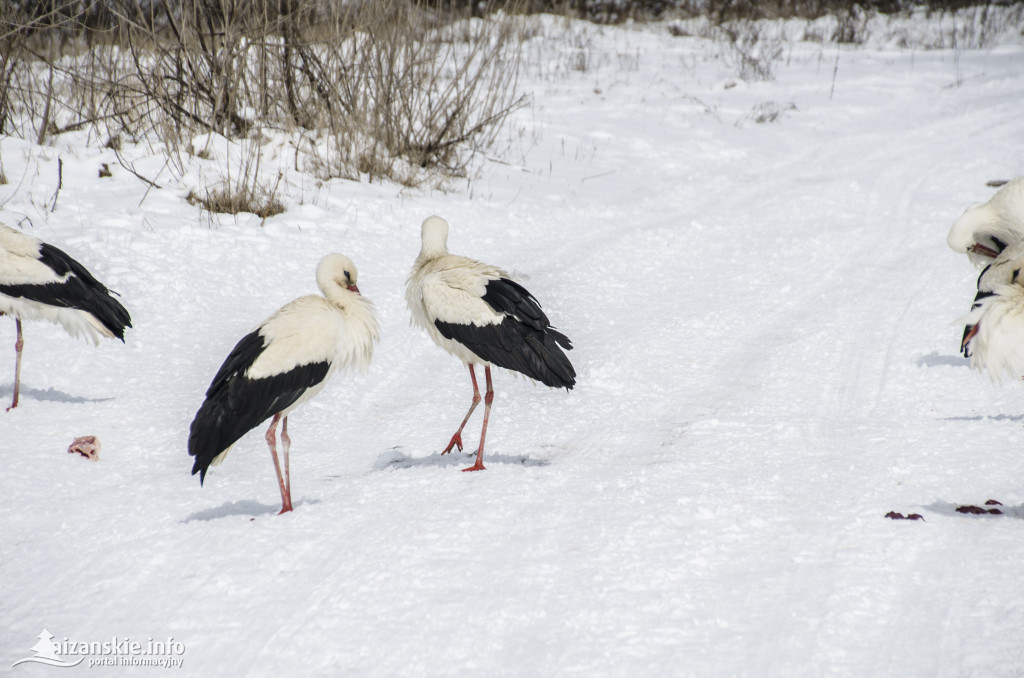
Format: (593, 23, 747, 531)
(12, 629, 84, 668)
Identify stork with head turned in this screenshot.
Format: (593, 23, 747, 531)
(0, 223, 131, 411)
(188, 253, 379, 514)
(948, 178, 1024, 360)
(405, 216, 575, 472)
(947, 177, 1024, 268)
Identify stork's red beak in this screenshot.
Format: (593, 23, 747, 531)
(347, 283, 360, 294)
(971, 243, 1001, 258)
(962, 324, 980, 349)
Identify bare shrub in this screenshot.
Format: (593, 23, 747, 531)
(717, 20, 785, 81)
(114, 0, 281, 139)
(104, 0, 530, 190)
(935, 2, 1024, 50)
(831, 5, 870, 44)
(1, 0, 530, 209)
(1, 1, 158, 145)
(305, 3, 530, 184)
(747, 100, 797, 123)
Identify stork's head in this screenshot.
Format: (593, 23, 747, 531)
(318, 253, 360, 295)
(948, 201, 1011, 268)
(420, 216, 450, 259)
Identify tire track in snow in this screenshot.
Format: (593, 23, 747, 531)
(824, 158, 931, 428)
(658, 129, 964, 672)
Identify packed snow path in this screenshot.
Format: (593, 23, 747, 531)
(3, 17, 1024, 677)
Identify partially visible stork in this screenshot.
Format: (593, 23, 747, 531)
(188, 253, 379, 514)
(405, 216, 575, 472)
(957, 241, 1024, 380)
(0, 223, 131, 411)
(949, 178, 1024, 361)
(947, 177, 1024, 268)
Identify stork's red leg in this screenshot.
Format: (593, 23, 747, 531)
(7, 318, 23, 412)
(281, 415, 292, 502)
(265, 413, 293, 514)
(463, 366, 493, 472)
(443, 364, 481, 454)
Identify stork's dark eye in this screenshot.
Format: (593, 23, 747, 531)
(344, 270, 352, 282)
(1014, 268, 1021, 283)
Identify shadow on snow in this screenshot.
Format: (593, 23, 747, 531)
(375, 447, 550, 471)
(916, 352, 969, 368)
(0, 383, 115, 404)
(922, 501, 1024, 520)
(182, 498, 322, 522)
(940, 413, 1024, 422)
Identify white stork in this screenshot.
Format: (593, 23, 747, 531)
(405, 216, 575, 472)
(188, 253, 379, 514)
(957, 242, 1024, 379)
(0, 223, 131, 411)
(947, 177, 1024, 268)
(948, 177, 1024, 375)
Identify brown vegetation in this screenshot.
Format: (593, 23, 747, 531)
(0, 0, 529, 213)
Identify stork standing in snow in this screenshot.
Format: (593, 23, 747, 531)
(0, 223, 131, 410)
(188, 253, 378, 514)
(948, 178, 1024, 375)
(405, 216, 575, 472)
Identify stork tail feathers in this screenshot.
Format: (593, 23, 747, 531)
(529, 326, 576, 389)
(434, 317, 576, 389)
(188, 398, 235, 485)
(37, 242, 132, 339)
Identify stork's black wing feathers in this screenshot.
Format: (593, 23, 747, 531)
(962, 265, 997, 358)
(0, 243, 132, 339)
(480, 277, 549, 331)
(435, 277, 575, 389)
(203, 331, 265, 400)
(188, 329, 330, 484)
(962, 288, 995, 358)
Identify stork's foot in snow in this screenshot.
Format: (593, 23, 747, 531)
(461, 461, 486, 472)
(442, 433, 464, 455)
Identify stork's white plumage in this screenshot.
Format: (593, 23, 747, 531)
(406, 216, 575, 472)
(947, 177, 1024, 268)
(188, 253, 379, 514)
(0, 223, 131, 410)
(949, 178, 1024, 382)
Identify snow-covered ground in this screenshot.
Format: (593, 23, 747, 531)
(3, 12, 1024, 677)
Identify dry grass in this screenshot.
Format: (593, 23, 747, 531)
(187, 183, 285, 220)
(0, 0, 530, 213)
